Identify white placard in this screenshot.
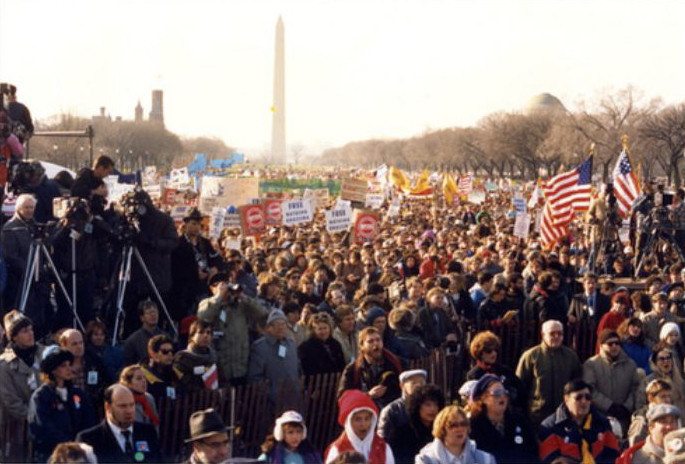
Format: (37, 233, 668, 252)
(535, 209, 543, 232)
(467, 190, 486, 205)
(209, 207, 225, 239)
(513, 212, 531, 239)
(282, 199, 314, 226)
(512, 197, 527, 213)
(169, 167, 191, 188)
(387, 198, 401, 217)
(224, 213, 241, 229)
(365, 193, 384, 209)
(325, 207, 352, 233)
(618, 218, 631, 244)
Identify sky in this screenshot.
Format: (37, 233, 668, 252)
(1, 0, 684, 158)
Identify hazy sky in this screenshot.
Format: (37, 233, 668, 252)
(1, 0, 684, 157)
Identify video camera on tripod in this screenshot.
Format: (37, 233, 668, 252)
(114, 186, 152, 242)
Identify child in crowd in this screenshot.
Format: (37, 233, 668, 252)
(259, 410, 321, 464)
(325, 389, 395, 464)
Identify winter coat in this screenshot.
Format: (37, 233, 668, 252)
(333, 327, 358, 364)
(538, 404, 620, 464)
(377, 396, 408, 442)
(516, 342, 582, 425)
(390, 417, 433, 464)
(627, 406, 650, 447)
(582, 349, 641, 413)
(417, 306, 455, 350)
(298, 336, 347, 376)
(338, 350, 402, 409)
(27, 382, 97, 462)
(469, 409, 538, 463)
(394, 329, 430, 360)
(173, 344, 218, 393)
(638, 364, 685, 414)
(197, 293, 268, 382)
(131, 207, 179, 294)
(0, 344, 44, 428)
(123, 326, 168, 365)
(247, 335, 301, 409)
(617, 436, 665, 464)
(568, 290, 611, 323)
(415, 438, 496, 464)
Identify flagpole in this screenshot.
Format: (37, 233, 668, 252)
(622, 134, 641, 190)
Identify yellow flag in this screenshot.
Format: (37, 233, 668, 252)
(389, 167, 409, 190)
(413, 169, 430, 193)
(443, 173, 458, 205)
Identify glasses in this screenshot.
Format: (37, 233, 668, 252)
(160, 349, 174, 355)
(447, 420, 469, 429)
(488, 388, 509, 397)
(604, 340, 621, 347)
(201, 439, 230, 450)
(658, 355, 673, 362)
(572, 393, 592, 402)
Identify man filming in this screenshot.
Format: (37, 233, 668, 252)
(71, 155, 115, 200)
(587, 183, 621, 274)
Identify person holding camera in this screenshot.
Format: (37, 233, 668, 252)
(197, 273, 268, 387)
(70, 155, 115, 200)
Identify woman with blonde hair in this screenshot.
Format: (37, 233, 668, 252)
(119, 365, 159, 428)
(415, 405, 495, 464)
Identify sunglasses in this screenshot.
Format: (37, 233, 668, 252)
(488, 388, 509, 397)
(572, 393, 592, 402)
(658, 355, 673, 362)
(447, 420, 469, 429)
(160, 349, 174, 355)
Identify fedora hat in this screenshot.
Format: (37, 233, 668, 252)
(185, 408, 230, 443)
(183, 207, 204, 223)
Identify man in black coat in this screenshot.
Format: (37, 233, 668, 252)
(76, 384, 163, 463)
(568, 272, 611, 324)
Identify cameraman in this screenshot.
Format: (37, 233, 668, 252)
(50, 198, 104, 327)
(70, 155, 114, 200)
(1, 194, 51, 338)
(632, 182, 656, 265)
(120, 189, 179, 336)
(20, 161, 62, 223)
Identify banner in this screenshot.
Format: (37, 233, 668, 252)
(513, 212, 531, 239)
(467, 190, 486, 205)
(512, 197, 527, 213)
(353, 210, 380, 244)
(365, 193, 384, 209)
(325, 206, 352, 233)
(264, 199, 283, 226)
(341, 177, 368, 203)
(200, 177, 259, 211)
(239, 204, 266, 236)
(281, 199, 314, 226)
(209, 207, 226, 239)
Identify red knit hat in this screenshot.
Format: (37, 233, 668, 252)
(337, 389, 378, 426)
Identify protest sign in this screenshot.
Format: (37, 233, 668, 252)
(239, 204, 266, 236)
(169, 167, 191, 188)
(535, 209, 543, 232)
(170, 205, 191, 226)
(200, 177, 259, 211)
(325, 206, 352, 233)
(467, 190, 486, 205)
(264, 199, 283, 226)
(281, 199, 314, 226)
(341, 177, 368, 203)
(513, 212, 531, 239)
(387, 198, 401, 217)
(353, 209, 380, 244)
(512, 197, 527, 213)
(143, 166, 158, 186)
(224, 212, 241, 229)
(146, 184, 162, 200)
(365, 193, 384, 209)
(313, 188, 330, 208)
(209, 207, 225, 239)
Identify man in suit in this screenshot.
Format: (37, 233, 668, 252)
(184, 408, 231, 464)
(568, 272, 611, 324)
(76, 384, 162, 463)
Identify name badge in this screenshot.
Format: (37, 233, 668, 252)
(193, 366, 205, 375)
(166, 386, 176, 399)
(136, 441, 150, 452)
(278, 345, 287, 358)
(87, 370, 98, 385)
(220, 310, 227, 323)
(27, 373, 37, 390)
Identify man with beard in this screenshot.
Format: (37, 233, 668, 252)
(140, 335, 179, 402)
(338, 327, 403, 409)
(516, 320, 582, 426)
(583, 330, 641, 432)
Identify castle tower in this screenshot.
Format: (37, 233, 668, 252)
(135, 101, 143, 123)
(149, 90, 164, 128)
(271, 16, 286, 163)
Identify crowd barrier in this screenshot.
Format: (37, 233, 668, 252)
(0, 318, 600, 462)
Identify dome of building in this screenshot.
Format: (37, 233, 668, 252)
(526, 93, 566, 114)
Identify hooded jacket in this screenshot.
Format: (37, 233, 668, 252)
(325, 390, 395, 464)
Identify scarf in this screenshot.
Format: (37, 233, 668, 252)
(11, 342, 37, 368)
(580, 413, 595, 464)
(328, 431, 386, 464)
(133, 392, 159, 426)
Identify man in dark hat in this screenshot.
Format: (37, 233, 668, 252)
(76, 383, 162, 463)
(0, 310, 44, 431)
(185, 408, 230, 464)
(170, 207, 224, 321)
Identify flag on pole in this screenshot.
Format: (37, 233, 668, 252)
(613, 149, 641, 217)
(458, 174, 473, 195)
(543, 156, 593, 226)
(388, 167, 409, 191)
(442, 173, 459, 205)
(540, 202, 570, 249)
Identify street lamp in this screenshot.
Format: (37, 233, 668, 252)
(53, 144, 58, 161)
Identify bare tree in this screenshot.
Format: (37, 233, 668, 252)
(639, 104, 685, 186)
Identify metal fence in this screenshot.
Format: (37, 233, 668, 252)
(0, 318, 600, 462)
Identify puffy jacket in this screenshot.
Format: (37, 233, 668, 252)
(0, 344, 44, 428)
(582, 349, 642, 413)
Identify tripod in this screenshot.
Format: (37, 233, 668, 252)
(590, 220, 622, 275)
(112, 242, 178, 346)
(19, 235, 85, 332)
(634, 226, 685, 277)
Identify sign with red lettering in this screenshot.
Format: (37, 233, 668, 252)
(239, 204, 266, 236)
(353, 210, 379, 244)
(264, 199, 283, 226)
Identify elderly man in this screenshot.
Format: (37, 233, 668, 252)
(2, 194, 52, 338)
(516, 320, 582, 425)
(539, 380, 620, 464)
(583, 329, 642, 430)
(618, 404, 681, 464)
(184, 408, 231, 464)
(247, 310, 301, 409)
(0, 311, 44, 433)
(377, 369, 427, 441)
(76, 384, 162, 463)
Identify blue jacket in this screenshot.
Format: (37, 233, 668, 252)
(27, 382, 97, 461)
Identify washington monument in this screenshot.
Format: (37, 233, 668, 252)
(271, 16, 286, 163)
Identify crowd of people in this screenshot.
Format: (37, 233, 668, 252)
(4, 132, 685, 463)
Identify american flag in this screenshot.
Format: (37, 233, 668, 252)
(459, 175, 473, 195)
(540, 156, 593, 248)
(543, 156, 593, 226)
(612, 149, 641, 217)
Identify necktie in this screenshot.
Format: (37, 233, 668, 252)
(122, 430, 134, 457)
